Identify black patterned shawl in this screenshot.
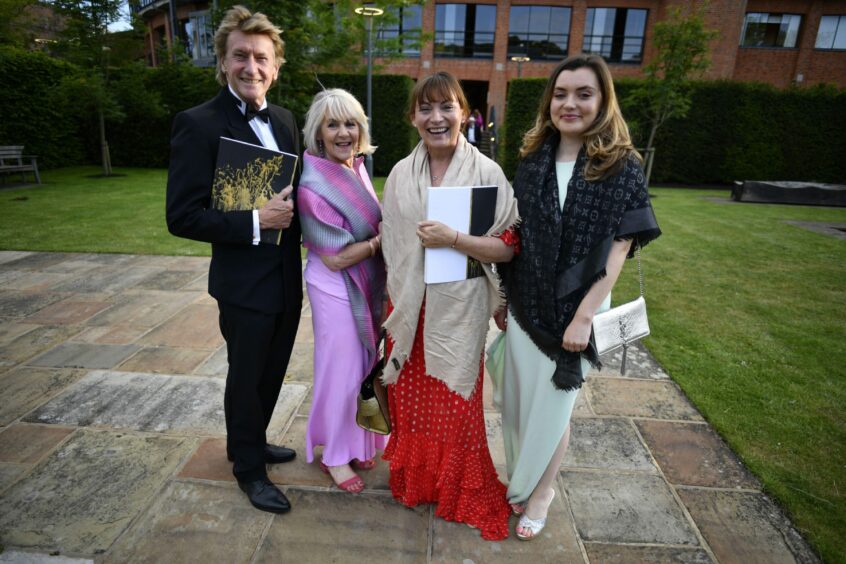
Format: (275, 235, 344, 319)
(500, 136, 661, 391)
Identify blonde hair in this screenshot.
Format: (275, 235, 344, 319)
(303, 88, 376, 157)
(519, 54, 640, 180)
(407, 71, 470, 121)
(214, 5, 285, 86)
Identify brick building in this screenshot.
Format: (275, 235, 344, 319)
(135, 0, 846, 126)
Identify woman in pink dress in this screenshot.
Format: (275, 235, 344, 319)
(297, 89, 387, 493)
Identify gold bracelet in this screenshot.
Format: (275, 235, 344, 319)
(368, 238, 376, 257)
(451, 230, 460, 248)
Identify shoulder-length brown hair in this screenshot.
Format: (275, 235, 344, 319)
(519, 54, 640, 180)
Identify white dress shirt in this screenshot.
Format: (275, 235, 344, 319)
(227, 84, 280, 245)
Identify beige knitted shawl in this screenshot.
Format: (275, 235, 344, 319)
(381, 136, 519, 398)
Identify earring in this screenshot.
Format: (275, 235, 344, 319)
(317, 139, 326, 158)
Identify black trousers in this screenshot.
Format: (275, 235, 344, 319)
(218, 302, 300, 482)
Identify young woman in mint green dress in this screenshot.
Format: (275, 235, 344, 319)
(498, 54, 661, 540)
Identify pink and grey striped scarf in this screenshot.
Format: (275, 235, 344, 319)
(298, 151, 385, 369)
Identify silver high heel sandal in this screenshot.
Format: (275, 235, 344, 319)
(515, 490, 555, 541)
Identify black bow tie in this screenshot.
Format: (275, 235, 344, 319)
(245, 106, 270, 123)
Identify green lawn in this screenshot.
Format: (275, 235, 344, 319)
(1, 168, 844, 562)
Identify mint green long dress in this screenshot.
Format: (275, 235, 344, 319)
(502, 161, 610, 503)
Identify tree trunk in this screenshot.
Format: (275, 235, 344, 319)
(98, 105, 112, 177)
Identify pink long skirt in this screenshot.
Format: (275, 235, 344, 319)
(305, 281, 388, 465)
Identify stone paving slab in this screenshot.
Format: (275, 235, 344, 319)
(84, 291, 199, 329)
(1, 271, 79, 292)
(104, 480, 272, 563)
(138, 303, 223, 349)
(0, 463, 28, 493)
(193, 346, 227, 377)
(0, 325, 84, 368)
(0, 291, 69, 318)
(677, 488, 819, 564)
(24, 299, 112, 325)
(561, 470, 699, 546)
(265, 384, 309, 445)
(69, 325, 149, 346)
(177, 438, 236, 483)
(587, 377, 703, 421)
(0, 321, 39, 346)
(636, 420, 760, 489)
(252, 489, 430, 563)
(24, 370, 226, 435)
(0, 423, 74, 464)
(596, 340, 670, 379)
(0, 367, 86, 426)
(131, 270, 204, 291)
(0, 269, 25, 286)
(0, 429, 196, 555)
(0, 550, 92, 563)
(181, 273, 208, 292)
(266, 417, 332, 488)
(0, 252, 67, 270)
(116, 346, 210, 375)
(28, 342, 140, 369)
(284, 342, 314, 382)
(50, 266, 162, 294)
(431, 483, 584, 562)
(584, 543, 714, 563)
(563, 417, 656, 472)
(0, 251, 33, 265)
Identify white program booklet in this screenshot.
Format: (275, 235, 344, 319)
(424, 185, 497, 284)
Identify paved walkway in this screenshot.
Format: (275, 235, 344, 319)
(0, 251, 818, 563)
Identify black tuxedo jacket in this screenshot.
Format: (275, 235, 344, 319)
(166, 88, 303, 313)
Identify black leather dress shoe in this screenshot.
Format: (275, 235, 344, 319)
(238, 478, 291, 514)
(264, 444, 296, 464)
(226, 444, 297, 464)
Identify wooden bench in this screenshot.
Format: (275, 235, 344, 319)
(0, 145, 41, 185)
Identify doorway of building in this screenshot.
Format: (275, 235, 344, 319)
(460, 80, 489, 125)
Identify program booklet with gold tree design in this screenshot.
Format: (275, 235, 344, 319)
(211, 137, 299, 245)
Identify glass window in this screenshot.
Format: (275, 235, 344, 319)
(186, 11, 214, 66)
(582, 8, 647, 63)
(815, 15, 846, 49)
(740, 13, 802, 48)
(508, 6, 571, 60)
(435, 3, 497, 58)
(377, 5, 423, 56)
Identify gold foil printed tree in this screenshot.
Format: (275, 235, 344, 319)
(212, 154, 286, 211)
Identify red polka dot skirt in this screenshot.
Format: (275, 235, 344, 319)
(383, 302, 511, 541)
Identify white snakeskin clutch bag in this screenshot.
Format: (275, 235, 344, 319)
(592, 295, 649, 374)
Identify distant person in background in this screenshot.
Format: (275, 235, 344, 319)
(472, 108, 485, 130)
(465, 115, 478, 147)
(297, 88, 387, 494)
(498, 54, 661, 540)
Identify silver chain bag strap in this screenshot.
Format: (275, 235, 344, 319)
(591, 246, 649, 375)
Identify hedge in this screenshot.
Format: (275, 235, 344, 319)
(0, 48, 415, 176)
(503, 76, 846, 184)
(0, 47, 86, 168)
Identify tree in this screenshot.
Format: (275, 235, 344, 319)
(212, 0, 425, 117)
(50, 0, 125, 176)
(625, 5, 718, 181)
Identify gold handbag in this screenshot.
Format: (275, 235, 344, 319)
(356, 337, 391, 435)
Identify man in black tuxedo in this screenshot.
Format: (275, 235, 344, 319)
(166, 5, 301, 514)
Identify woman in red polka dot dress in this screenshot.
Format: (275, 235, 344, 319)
(380, 72, 520, 540)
